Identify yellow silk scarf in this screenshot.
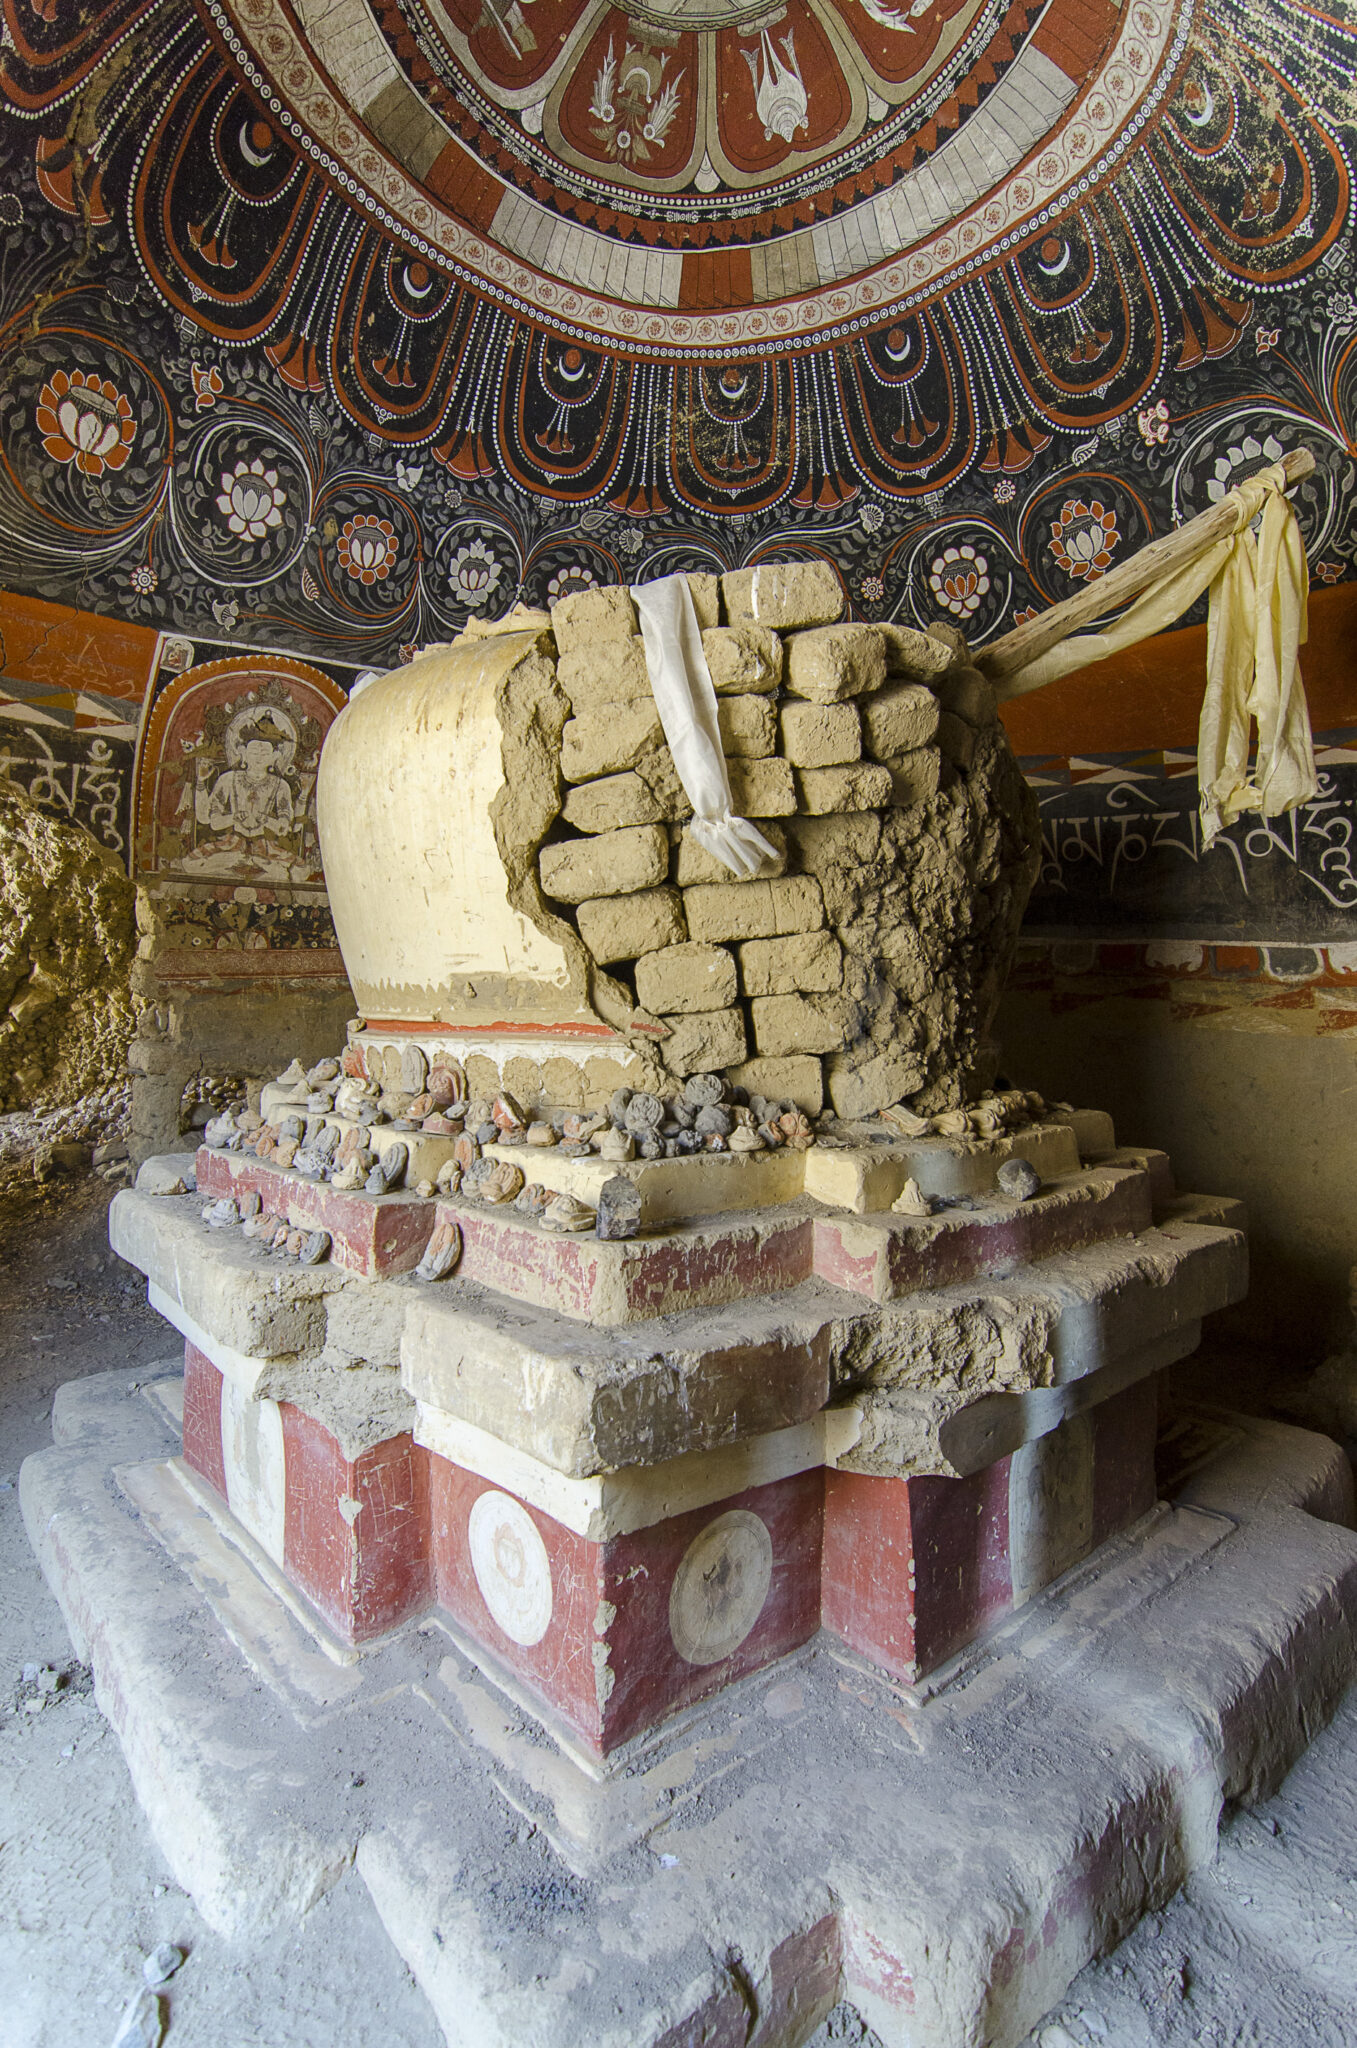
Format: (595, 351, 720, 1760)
(997, 463, 1317, 847)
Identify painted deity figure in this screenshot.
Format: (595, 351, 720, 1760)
(202, 715, 296, 854)
(744, 29, 807, 143)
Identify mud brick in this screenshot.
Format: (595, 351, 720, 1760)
(551, 584, 637, 654)
(722, 563, 844, 630)
(539, 825, 669, 904)
(683, 875, 824, 943)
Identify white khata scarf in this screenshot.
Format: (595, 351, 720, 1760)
(630, 574, 780, 878)
(998, 462, 1317, 848)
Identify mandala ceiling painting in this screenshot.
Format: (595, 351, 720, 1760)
(0, 0, 1355, 661)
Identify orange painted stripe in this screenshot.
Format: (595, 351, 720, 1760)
(1031, 0, 1119, 80)
(999, 580, 1357, 757)
(679, 248, 754, 312)
(360, 1018, 621, 1038)
(423, 142, 504, 235)
(0, 588, 160, 705)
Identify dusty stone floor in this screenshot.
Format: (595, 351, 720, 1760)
(2, 1173, 1355, 2047)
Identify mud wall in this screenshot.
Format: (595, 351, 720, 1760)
(0, 782, 135, 1110)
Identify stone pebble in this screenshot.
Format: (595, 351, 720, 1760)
(683, 1073, 726, 1107)
(479, 1161, 526, 1205)
(997, 1157, 1041, 1201)
(417, 1219, 462, 1280)
(596, 1174, 642, 1240)
(623, 1091, 663, 1135)
(542, 1192, 596, 1232)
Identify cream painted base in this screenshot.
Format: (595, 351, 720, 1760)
(414, 1405, 864, 1542)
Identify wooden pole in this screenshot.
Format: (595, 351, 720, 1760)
(975, 447, 1315, 687)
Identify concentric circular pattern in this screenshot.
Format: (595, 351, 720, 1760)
(468, 1489, 555, 1645)
(2, 0, 1354, 522)
(669, 1510, 773, 1665)
(213, 0, 1171, 347)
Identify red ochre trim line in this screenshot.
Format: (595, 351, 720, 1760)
(359, 1018, 622, 1039)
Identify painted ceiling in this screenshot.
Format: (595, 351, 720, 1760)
(0, 0, 1354, 665)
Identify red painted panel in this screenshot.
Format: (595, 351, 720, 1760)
(1031, 0, 1119, 81)
(447, 1199, 813, 1320)
(279, 1406, 430, 1643)
(440, 0, 594, 89)
(427, 1457, 822, 1753)
(0, 587, 159, 720)
(759, 1911, 844, 2041)
(654, 1913, 842, 2047)
(810, 1168, 1154, 1301)
(654, 1990, 749, 2048)
(427, 1456, 607, 1748)
(715, 4, 851, 177)
(423, 142, 503, 232)
(444, 1201, 605, 1319)
(821, 1468, 917, 1676)
(196, 1148, 435, 1276)
(680, 248, 755, 312)
(826, 0, 968, 87)
(181, 1341, 227, 1497)
(622, 1216, 812, 1317)
(842, 1914, 917, 2016)
(822, 1462, 1012, 1681)
(557, 14, 700, 184)
(909, 1463, 1011, 1673)
(1091, 1375, 1158, 1545)
(601, 1471, 824, 1749)
(999, 580, 1357, 758)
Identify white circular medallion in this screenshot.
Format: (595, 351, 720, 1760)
(668, 1509, 773, 1667)
(468, 1490, 553, 1647)
(219, 1377, 286, 1568)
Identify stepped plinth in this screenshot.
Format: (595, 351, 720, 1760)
(22, 569, 1357, 2046)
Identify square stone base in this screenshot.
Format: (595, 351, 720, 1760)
(21, 1368, 1357, 2047)
(181, 1340, 1159, 1742)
